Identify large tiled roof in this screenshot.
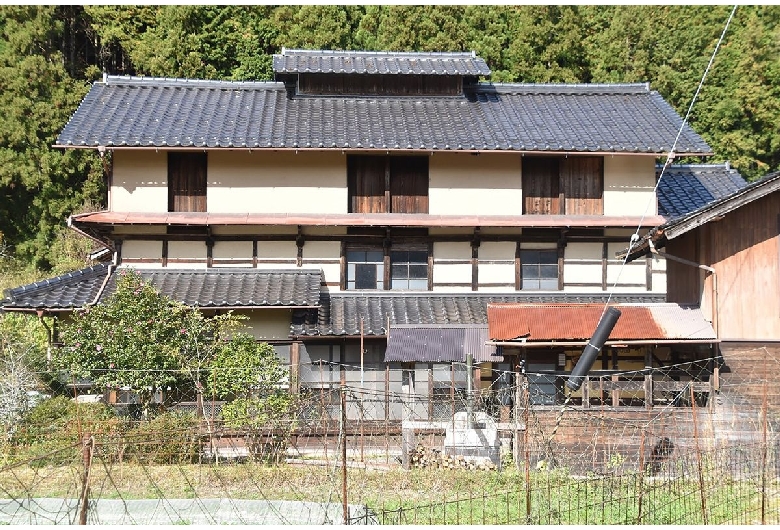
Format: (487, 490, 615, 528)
(291, 291, 666, 337)
(273, 49, 491, 76)
(656, 163, 747, 219)
(487, 303, 716, 343)
(56, 76, 711, 155)
(2, 266, 322, 311)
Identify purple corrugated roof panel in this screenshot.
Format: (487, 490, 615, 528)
(385, 324, 499, 363)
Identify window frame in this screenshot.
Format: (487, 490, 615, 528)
(519, 248, 560, 291)
(344, 242, 430, 291)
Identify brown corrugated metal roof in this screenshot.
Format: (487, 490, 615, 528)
(70, 211, 667, 229)
(487, 303, 715, 342)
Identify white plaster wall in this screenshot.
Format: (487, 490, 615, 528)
(432, 263, 472, 285)
(239, 310, 293, 340)
(212, 241, 252, 261)
(111, 151, 168, 212)
(122, 240, 162, 261)
(168, 241, 207, 261)
(565, 242, 602, 261)
(479, 241, 514, 261)
(603, 156, 657, 216)
(303, 241, 341, 287)
(564, 263, 603, 285)
(478, 263, 515, 285)
(257, 241, 297, 259)
(429, 153, 522, 215)
(434, 242, 470, 260)
(208, 151, 346, 213)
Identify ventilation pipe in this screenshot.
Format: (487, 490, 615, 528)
(566, 307, 622, 391)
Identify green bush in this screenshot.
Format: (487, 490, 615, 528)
(8, 395, 118, 466)
(119, 411, 200, 465)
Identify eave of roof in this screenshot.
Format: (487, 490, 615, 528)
(619, 170, 780, 261)
(71, 211, 668, 229)
(291, 291, 667, 338)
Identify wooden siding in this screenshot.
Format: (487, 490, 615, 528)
(562, 157, 603, 215)
(666, 230, 704, 306)
(168, 152, 207, 212)
(668, 191, 780, 340)
(348, 156, 387, 213)
(298, 73, 463, 96)
(523, 156, 603, 215)
(348, 155, 428, 214)
(523, 157, 560, 214)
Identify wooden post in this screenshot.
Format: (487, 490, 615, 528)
(341, 386, 348, 525)
(79, 434, 93, 525)
(611, 374, 620, 407)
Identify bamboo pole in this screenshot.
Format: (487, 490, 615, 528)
(690, 384, 708, 524)
(341, 385, 348, 525)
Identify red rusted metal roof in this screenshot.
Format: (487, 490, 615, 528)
(70, 211, 666, 229)
(487, 303, 716, 342)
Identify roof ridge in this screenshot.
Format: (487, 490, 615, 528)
(279, 48, 478, 59)
(477, 82, 651, 94)
(102, 76, 281, 89)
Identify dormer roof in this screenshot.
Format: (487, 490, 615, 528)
(273, 48, 491, 77)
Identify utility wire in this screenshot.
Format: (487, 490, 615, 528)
(606, 4, 738, 312)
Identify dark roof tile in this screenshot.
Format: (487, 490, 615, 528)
(657, 163, 747, 219)
(56, 77, 711, 155)
(2, 267, 322, 311)
(273, 49, 491, 77)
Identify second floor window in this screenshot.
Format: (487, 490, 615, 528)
(168, 152, 207, 212)
(348, 155, 429, 214)
(522, 156, 603, 215)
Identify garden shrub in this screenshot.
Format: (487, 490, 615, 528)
(119, 411, 200, 465)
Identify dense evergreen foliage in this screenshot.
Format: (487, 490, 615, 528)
(0, 5, 778, 272)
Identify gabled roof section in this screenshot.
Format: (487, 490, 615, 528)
(273, 48, 491, 77)
(291, 291, 665, 337)
(487, 303, 716, 344)
(55, 75, 711, 155)
(2, 266, 322, 312)
(621, 170, 780, 261)
(2, 264, 112, 311)
(656, 163, 747, 218)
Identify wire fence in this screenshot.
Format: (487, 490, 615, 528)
(1, 355, 779, 525)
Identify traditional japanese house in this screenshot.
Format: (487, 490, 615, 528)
(2, 49, 723, 422)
